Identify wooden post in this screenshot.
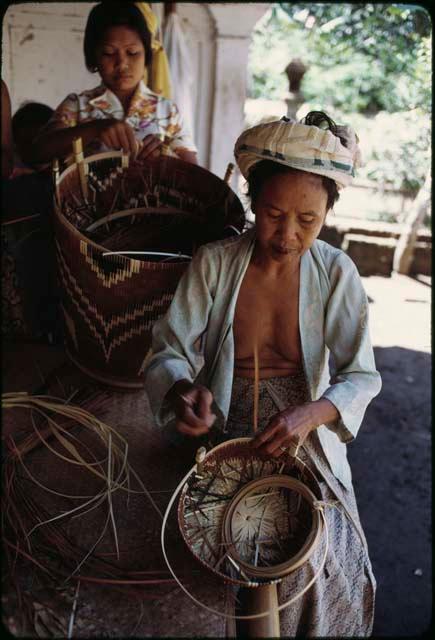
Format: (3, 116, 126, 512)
(164, 3, 176, 17)
(52, 158, 60, 206)
(72, 137, 89, 201)
(237, 584, 280, 638)
(392, 170, 430, 275)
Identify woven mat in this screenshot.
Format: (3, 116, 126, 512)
(2, 345, 232, 637)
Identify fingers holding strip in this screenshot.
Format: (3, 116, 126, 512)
(177, 421, 213, 437)
(251, 420, 281, 448)
(180, 403, 215, 430)
(252, 421, 302, 457)
(137, 135, 163, 160)
(176, 391, 216, 436)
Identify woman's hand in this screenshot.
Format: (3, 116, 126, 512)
(251, 403, 316, 457)
(31, 118, 143, 165)
(98, 119, 139, 156)
(136, 134, 163, 162)
(251, 398, 339, 458)
(170, 379, 217, 437)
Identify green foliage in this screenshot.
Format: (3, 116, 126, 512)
(248, 3, 431, 114)
(294, 105, 431, 195)
(247, 6, 300, 100)
(302, 54, 388, 114)
(356, 110, 431, 195)
(247, 4, 431, 197)
(284, 3, 431, 67)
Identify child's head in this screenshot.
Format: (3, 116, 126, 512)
(12, 102, 54, 166)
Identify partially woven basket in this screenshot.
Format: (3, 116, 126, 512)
(53, 150, 245, 388)
(177, 438, 323, 588)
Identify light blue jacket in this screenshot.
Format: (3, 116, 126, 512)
(144, 228, 382, 490)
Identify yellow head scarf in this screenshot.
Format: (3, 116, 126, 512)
(135, 2, 172, 99)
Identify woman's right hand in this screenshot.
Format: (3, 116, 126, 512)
(97, 119, 139, 157)
(170, 380, 216, 437)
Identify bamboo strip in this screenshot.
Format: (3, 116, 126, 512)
(253, 341, 259, 433)
(1, 214, 41, 227)
(72, 138, 89, 201)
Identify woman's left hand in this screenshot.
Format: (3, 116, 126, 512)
(251, 403, 318, 458)
(136, 134, 163, 161)
(252, 398, 339, 458)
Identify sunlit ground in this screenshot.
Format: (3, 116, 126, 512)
(362, 273, 431, 353)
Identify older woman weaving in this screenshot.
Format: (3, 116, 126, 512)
(32, 2, 197, 165)
(144, 111, 381, 636)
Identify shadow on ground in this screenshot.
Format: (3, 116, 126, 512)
(348, 346, 432, 638)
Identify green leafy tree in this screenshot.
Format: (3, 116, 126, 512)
(247, 4, 431, 206)
(248, 3, 431, 114)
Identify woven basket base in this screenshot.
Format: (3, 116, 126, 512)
(66, 349, 145, 390)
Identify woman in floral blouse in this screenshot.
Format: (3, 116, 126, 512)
(32, 2, 197, 165)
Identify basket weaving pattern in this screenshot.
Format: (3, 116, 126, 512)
(177, 438, 323, 587)
(53, 153, 245, 387)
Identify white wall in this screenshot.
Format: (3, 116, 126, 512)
(2, 3, 97, 112)
(171, 3, 216, 169)
(206, 3, 268, 182)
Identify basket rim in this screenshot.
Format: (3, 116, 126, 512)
(53, 203, 193, 267)
(177, 439, 324, 586)
(85, 206, 190, 232)
(59, 149, 125, 180)
(53, 153, 244, 264)
(57, 150, 240, 190)
(222, 473, 322, 580)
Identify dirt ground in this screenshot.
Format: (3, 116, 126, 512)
(348, 273, 432, 638)
(1, 272, 432, 638)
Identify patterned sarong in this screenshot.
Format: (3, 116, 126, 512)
(223, 372, 376, 637)
(2, 226, 28, 336)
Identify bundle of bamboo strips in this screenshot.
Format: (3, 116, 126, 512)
(2, 392, 174, 590)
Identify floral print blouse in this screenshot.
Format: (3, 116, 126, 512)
(45, 80, 197, 157)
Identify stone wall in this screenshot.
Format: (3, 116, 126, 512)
(319, 220, 431, 277)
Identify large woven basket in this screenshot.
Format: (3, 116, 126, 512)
(53, 151, 245, 388)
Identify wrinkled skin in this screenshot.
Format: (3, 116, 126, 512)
(169, 171, 339, 452)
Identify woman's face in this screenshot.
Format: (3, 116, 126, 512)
(252, 170, 328, 262)
(95, 26, 145, 100)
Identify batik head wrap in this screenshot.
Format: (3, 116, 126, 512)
(234, 115, 361, 190)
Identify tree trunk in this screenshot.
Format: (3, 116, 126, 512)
(392, 170, 431, 275)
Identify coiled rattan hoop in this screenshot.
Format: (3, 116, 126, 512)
(221, 474, 322, 581)
(161, 437, 330, 621)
